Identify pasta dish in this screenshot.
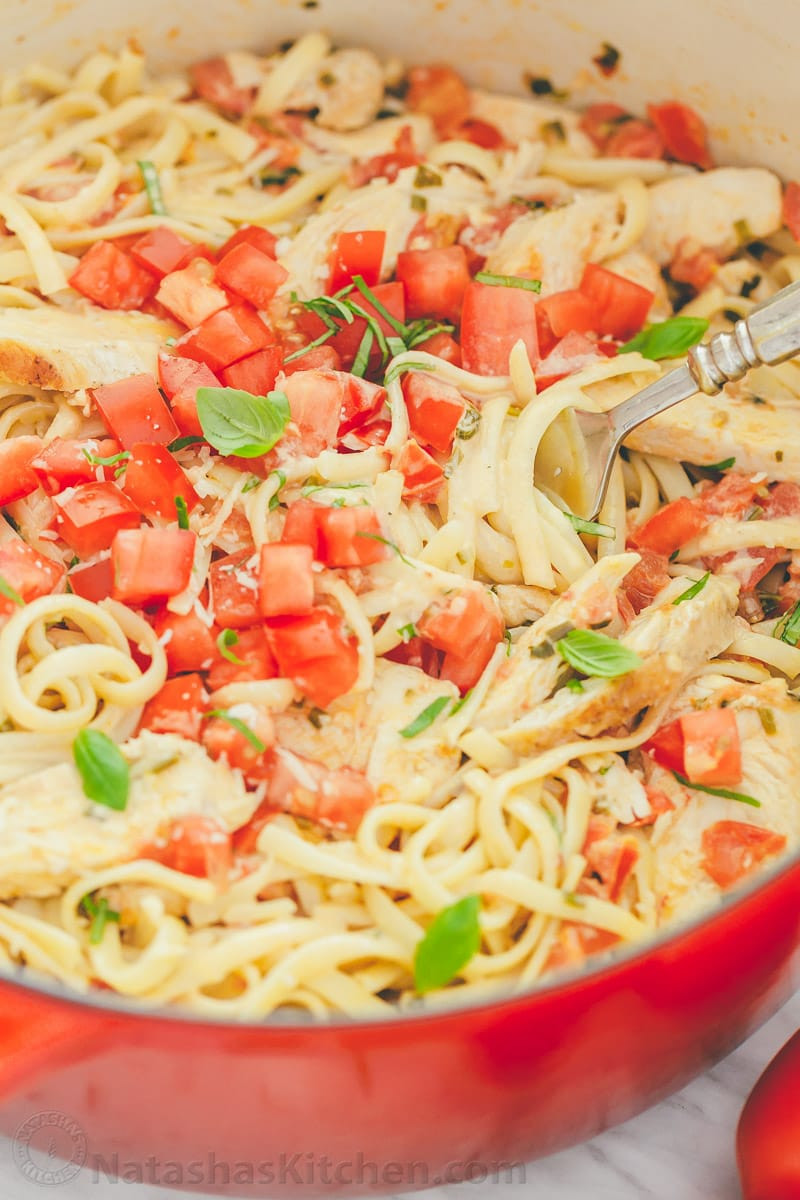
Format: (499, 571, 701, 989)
(0, 34, 799, 1017)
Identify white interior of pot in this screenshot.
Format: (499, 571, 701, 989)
(5, 0, 799, 176)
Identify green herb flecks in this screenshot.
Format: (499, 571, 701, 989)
(137, 160, 167, 215)
(566, 514, 616, 539)
(672, 771, 760, 808)
(672, 572, 710, 605)
(399, 695, 451, 738)
(216, 628, 243, 665)
(206, 709, 266, 752)
(0, 576, 24, 607)
(81, 447, 132, 468)
(81, 893, 121, 945)
(174, 496, 190, 529)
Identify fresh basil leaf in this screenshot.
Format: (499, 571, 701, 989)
(137, 159, 167, 215)
(82, 894, 121, 945)
(73, 729, 129, 811)
(167, 435, 206, 452)
(566, 513, 616, 538)
(195, 387, 290, 458)
(620, 316, 709, 360)
(775, 599, 800, 647)
(672, 571, 710, 605)
(414, 894, 481, 993)
(207, 709, 266, 752)
(174, 496, 190, 529)
(474, 271, 542, 293)
(216, 628, 243, 664)
(399, 695, 451, 738)
(672, 771, 761, 808)
(351, 325, 375, 377)
(0, 575, 24, 607)
(555, 629, 642, 678)
(81, 447, 132, 467)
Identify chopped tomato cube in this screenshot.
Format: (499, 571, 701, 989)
(680, 708, 742, 787)
(0, 540, 64, 615)
(579, 103, 629, 150)
(111, 527, 196, 605)
(535, 330, 604, 390)
(579, 263, 654, 340)
(783, 181, 800, 243)
(406, 64, 471, 133)
(630, 496, 708, 556)
(697, 472, 763, 518)
(762, 481, 800, 518)
(605, 118, 664, 159)
(283, 344, 342, 375)
(266, 606, 359, 709)
(0, 436, 44, 506)
(221, 346, 283, 396)
(338, 375, 386, 435)
(281, 500, 322, 556)
(395, 246, 470, 323)
(151, 607, 218, 675)
(141, 815, 233, 888)
(621, 551, 671, 615)
(536, 289, 599, 353)
(415, 330, 462, 365)
(156, 260, 229, 329)
(393, 439, 446, 504)
(402, 373, 466, 452)
(139, 673, 209, 741)
(190, 57, 255, 116)
(460, 280, 539, 376)
(179, 305, 273, 372)
(69, 241, 157, 310)
(642, 718, 686, 775)
(701, 821, 787, 889)
(259, 543, 314, 617)
(130, 227, 194, 278)
(91, 374, 179, 450)
(349, 125, 420, 187)
(202, 711, 275, 778)
(647, 101, 713, 170)
(669, 238, 719, 291)
(51, 482, 140, 557)
(579, 819, 640, 902)
(215, 243, 289, 309)
(158, 354, 219, 438)
(316, 506, 389, 567)
(264, 752, 374, 833)
(68, 556, 113, 603)
(419, 587, 503, 690)
(120, 443, 198, 520)
(281, 369, 343, 455)
(219, 225, 278, 260)
(31, 437, 122, 494)
(456, 118, 505, 149)
(209, 548, 260, 628)
(207, 624, 277, 690)
(329, 230, 386, 292)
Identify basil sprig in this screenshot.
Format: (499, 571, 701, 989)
(413, 894, 481, 993)
(399, 695, 451, 738)
(73, 729, 129, 811)
(620, 316, 709, 360)
(555, 629, 642, 678)
(195, 387, 290, 458)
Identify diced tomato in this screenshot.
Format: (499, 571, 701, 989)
(281, 500, 322, 556)
(0, 436, 44, 506)
(0, 540, 64, 615)
(621, 551, 671, 615)
(215, 242, 289, 309)
(578, 103, 629, 150)
(629, 786, 675, 828)
(630, 496, 708, 556)
(535, 331, 604, 390)
(111, 527, 195, 605)
(329, 230, 386, 293)
(120, 442, 198, 519)
(403, 372, 466, 452)
(415, 331, 462, 365)
(190, 57, 255, 116)
(220, 226, 276, 261)
(701, 821, 787, 889)
(642, 718, 686, 775)
(647, 101, 713, 169)
(209, 549, 261, 629)
(265, 606, 359, 709)
(669, 237, 719, 291)
(156, 260, 229, 329)
(536, 289, 599, 354)
(705, 547, 783, 593)
(316, 506, 389, 567)
(456, 118, 505, 149)
(179, 305, 273, 372)
(328, 282, 406, 369)
(130, 227, 194, 278)
(283, 344, 342, 376)
(697, 472, 762, 518)
(762, 481, 800, 518)
(266, 751, 374, 833)
(139, 673, 209, 741)
(142, 815, 233, 888)
(281, 369, 343, 455)
(232, 798, 279, 855)
(346, 418, 391, 449)
(393, 439, 446, 504)
(202, 710, 275, 777)
(221, 346, 283, 395)
(544, 922, 620, 972)
(419, 587, 503, 690)
(384, 634, 441, 675)
(579, 263, 653, 340)
(51, 482, 140, 557)
(338, 375, 386, 435)
(30, 437, 122, 494)
(158, 354, 219, 438)
(680, 708, 742, 787)
(605, 118, 664, 159)
(258, 543, 314, 617)
(150, 607, 218, 675)
(783, 181, 800, 243)
(460, 280, 539, 376)
(406, 64, 471, 133)
(207, 624, 277, 690)
(68, 556, 113, 603)
(395, 246, 470, 323)
(580, 819, 640, 902)
(91, 374, 179, 450)
(69, 241, 157, 310)
(349, 125, 420, 187)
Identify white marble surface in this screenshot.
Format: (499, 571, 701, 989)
(0, 991, 796, 1200)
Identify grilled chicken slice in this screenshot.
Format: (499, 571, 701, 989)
(0, 733, 257, 900)
(0, 306, 167, 391)
(488, 572, 738, 752)
(647, 675, 800, 920)
(640, 167, 782, 265)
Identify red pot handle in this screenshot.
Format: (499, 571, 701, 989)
(0, 980, 110, 1098)
(737, 1028, 800, 1200)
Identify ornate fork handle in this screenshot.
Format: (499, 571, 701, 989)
(689, 277, 800, 394)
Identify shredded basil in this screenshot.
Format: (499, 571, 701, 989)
(0, 576, 24, 607)
(195, 387, 290, 458)
(73, 729, 129, 811)
(137, 159, 167, 216)
(397, 623, 418, 643)
(757, 707, 777, 735)
(384, 360, 431, 386)
(399, 695, 451, 738)
(167, 435, 206, 452)
(206, 709, 266, 752)
(241, 475, 262, 494)
(356, 531, 414, 567)
(413, 894, 481, 993)
(556, 629, 642, 678)
(81, 894, 121, 945)
(620, 316, 709, 360)
(566, 514, 616, 539)
(775, 600, 800, 647)
(701, 457, 736, 472)
(672, 771, 760, 808)
(456, 408, 481, 440)
(474, 271, 542, 293)
(216, 628, 243, 664)
(672, 572, 710, 606)
(174, 496, 190, 529)
(81, 447, 132, 468)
